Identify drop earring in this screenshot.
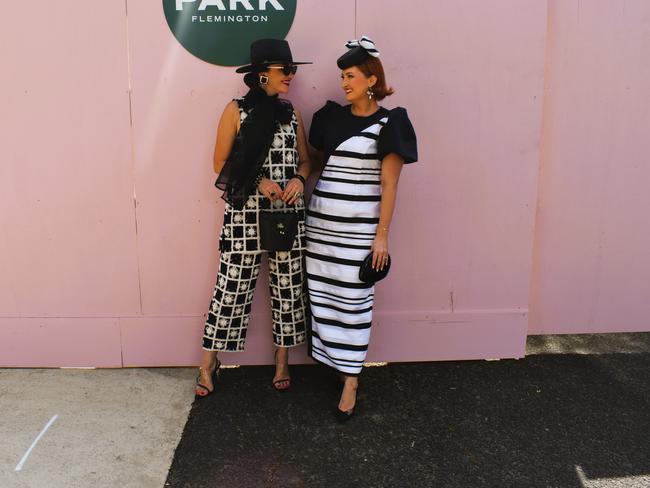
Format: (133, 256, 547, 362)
(366, 85, 374, 100)
(259, 74, 269, 85)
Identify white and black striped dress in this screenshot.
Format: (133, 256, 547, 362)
(306, 101, 418, 375)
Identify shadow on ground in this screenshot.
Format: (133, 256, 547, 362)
(166, 350, 649, 487)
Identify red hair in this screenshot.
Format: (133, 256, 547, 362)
(357, 56, 394, 100)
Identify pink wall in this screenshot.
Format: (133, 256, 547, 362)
(528, 0, 650, 334)
(1, 1, 137, 367)
(354, 0, 546, 363)
(1, 1, 646, 367)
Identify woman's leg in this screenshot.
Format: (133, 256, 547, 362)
(268, 249, 308, 389)
(195, 350, 219, 396)
(273, 347, 291, 390)
(203, 252, 262, 349)
(198, 252, 262, 394)
(339, 374, 359, 413)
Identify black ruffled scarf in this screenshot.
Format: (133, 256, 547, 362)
(215, 86, 293, 210)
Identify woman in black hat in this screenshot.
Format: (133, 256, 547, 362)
(305, 36, 418, 420)
(196, 39, 313, 397)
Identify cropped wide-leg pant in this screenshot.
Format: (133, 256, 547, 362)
(202, 250, 307, 351)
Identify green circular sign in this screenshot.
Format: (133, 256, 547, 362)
(163, 0, 297, 66)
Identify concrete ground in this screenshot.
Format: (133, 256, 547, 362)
(0, 332, 648, 488)
(0, 368, 195, 488)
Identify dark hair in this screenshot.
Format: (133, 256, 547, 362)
(244, 70, 263, 88)
(357, 56, 394, 100)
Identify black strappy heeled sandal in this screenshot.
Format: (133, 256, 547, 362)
(272, 349, 291, 391)
(195, 359, 221, 398)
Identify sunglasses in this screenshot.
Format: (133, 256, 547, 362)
(266, 65, 298, 76)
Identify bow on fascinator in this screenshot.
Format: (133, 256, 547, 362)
(345, 36, 380, 57)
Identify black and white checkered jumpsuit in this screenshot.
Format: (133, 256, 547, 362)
(202, 98, 308, 352)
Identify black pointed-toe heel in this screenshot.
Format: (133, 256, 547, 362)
(195, 359, 221, 398)
(335, 406, 356, 422)
(335, 384, 359, 423)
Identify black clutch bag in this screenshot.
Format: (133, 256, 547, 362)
(259, 210, 300, 251)
(359, 253, 391, 284)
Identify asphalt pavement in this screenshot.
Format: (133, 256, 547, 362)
(165, 333, 650, 488)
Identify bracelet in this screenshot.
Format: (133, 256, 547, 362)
(292, 174, 306, 184)
(254, 172, 264, 187)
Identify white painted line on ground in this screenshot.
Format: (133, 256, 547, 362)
(15, 414, 59, 472)
(576, 465, 590, 487)
(575, 465, 650, 488)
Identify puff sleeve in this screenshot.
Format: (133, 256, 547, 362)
(308, 100, 341, 152)
(378, 107, 418, 164)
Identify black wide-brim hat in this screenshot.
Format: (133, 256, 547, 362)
(236, 38, 312, 73)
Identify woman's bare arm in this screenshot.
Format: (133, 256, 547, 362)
(283, 109, 312, 204)
(294, 109, 313, 180)
(372, 152, 405, 270)
(212, 100, 240, 175)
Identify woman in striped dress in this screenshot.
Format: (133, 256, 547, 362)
(306, 37, 418, 420)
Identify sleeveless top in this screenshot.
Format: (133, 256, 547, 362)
(219, 98, 306, 253)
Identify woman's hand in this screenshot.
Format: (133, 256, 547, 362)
(258, 178, 284, 202)
(371, 232, 389, 271)
(282, 176, 305, 205)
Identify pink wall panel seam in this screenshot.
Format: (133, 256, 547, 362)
(125, 0, 145, 318)
(528, 1, 553, 333)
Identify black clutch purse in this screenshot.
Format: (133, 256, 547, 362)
(259, 210, 300, 251)
(359, 253, 391, 284)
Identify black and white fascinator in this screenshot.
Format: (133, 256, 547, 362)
(337, 35, 380, 69)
